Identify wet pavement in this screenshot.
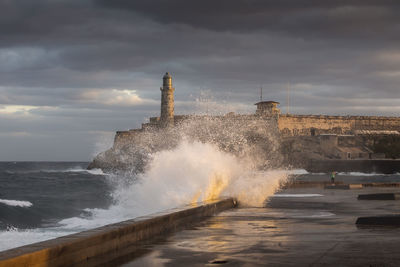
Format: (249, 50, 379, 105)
(121, 186, 400, 267)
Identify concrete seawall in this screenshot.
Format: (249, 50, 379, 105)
(306, 159, 400, 174)
(0, 198, 237, 267)
(282, 181, 400, 189)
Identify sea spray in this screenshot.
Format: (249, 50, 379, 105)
(65, 140, 288, 230)
(89, 110, 287, 212)
(124, 140, 240, 211)
(90, 112, 283, 173)
(104, 140, 288, 217)
(226, 170, 288, 206)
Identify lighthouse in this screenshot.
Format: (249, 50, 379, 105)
(160, 72, 175, 127)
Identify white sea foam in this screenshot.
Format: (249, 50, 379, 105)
(6, 168, 105, 175)
(66, 168, 105, 175)
(39, 168, 105, 175)
(286, 169, 309, 175)
(0, 199, 33, 207)
(0, 227, 73, 252)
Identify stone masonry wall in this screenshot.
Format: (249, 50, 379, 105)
(114, 114, 400, 149)
(160, 88, 174, 127)
(114, 130, 142, 149)
(279, 115, 400, 137)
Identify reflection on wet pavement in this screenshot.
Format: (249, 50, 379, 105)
(122, 187, 400, 266)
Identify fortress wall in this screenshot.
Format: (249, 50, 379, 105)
(278, 115, 353, 136)
(352, 116, 400, 130)
(113, 114, 400, 146)
(279, 115, 400, 136)
(113, 130, 142, 149)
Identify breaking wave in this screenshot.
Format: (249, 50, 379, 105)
(62, 168, 105, 175)
(0, 199, 33, 208)
(2, 168, 104, 175)
(60, 140, 289, 230)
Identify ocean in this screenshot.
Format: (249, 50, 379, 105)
(1, 144, 398, 253)
(0, 162, 116, 251)
(0, 141, 289, 252)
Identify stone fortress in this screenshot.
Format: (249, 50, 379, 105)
(121, 73, 400, 135)
(90, 73, 400, 171)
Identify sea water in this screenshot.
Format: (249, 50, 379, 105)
(0, 141, 288, 251)
(2, 139, 400, 253)
(0, 162, 112, 251)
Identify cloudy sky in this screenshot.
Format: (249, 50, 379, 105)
(1, 0, 400, 161)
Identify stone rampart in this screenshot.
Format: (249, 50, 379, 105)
(115, 114, 400, 146)
(113, 130, 142, 149)
(279, 115, 400, 137)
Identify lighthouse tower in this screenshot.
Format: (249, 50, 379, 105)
(160, 72, 175, 127)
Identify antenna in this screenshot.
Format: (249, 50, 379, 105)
(260, 85, 263, 102)
(287, 83, 290, 114)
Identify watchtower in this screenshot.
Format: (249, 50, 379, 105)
(160, 72, 175, 127)
(255, 101, 281, 116)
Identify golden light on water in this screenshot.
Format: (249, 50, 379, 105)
(205, 173, 229, 201)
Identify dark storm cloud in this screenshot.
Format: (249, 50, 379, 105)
(0, 0, 399, 160)
(1, 0, 398, 89)
(0, 0, 399, 100)
(96, 0, 400, 39)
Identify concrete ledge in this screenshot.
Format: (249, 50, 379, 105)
(349, 184, 363, 189)
(284, 181, 400, 189)
(0, 198, 237, 267)
(324, 184, 351, 190)
(282, 181, 344, 189)
(307, 159, 400, 174)
(358, 193, 400, 200)
(324, 184, 363, 190)
(362, 183, 400, 188)
(356, 215, 400, 226)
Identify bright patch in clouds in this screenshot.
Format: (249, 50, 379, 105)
(376, 71, 400, 77)
(376, 51, 400, 63)
(0, 105, 37, 115)
(80, 89, 153, 106)
(0, 131, 31, 137)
